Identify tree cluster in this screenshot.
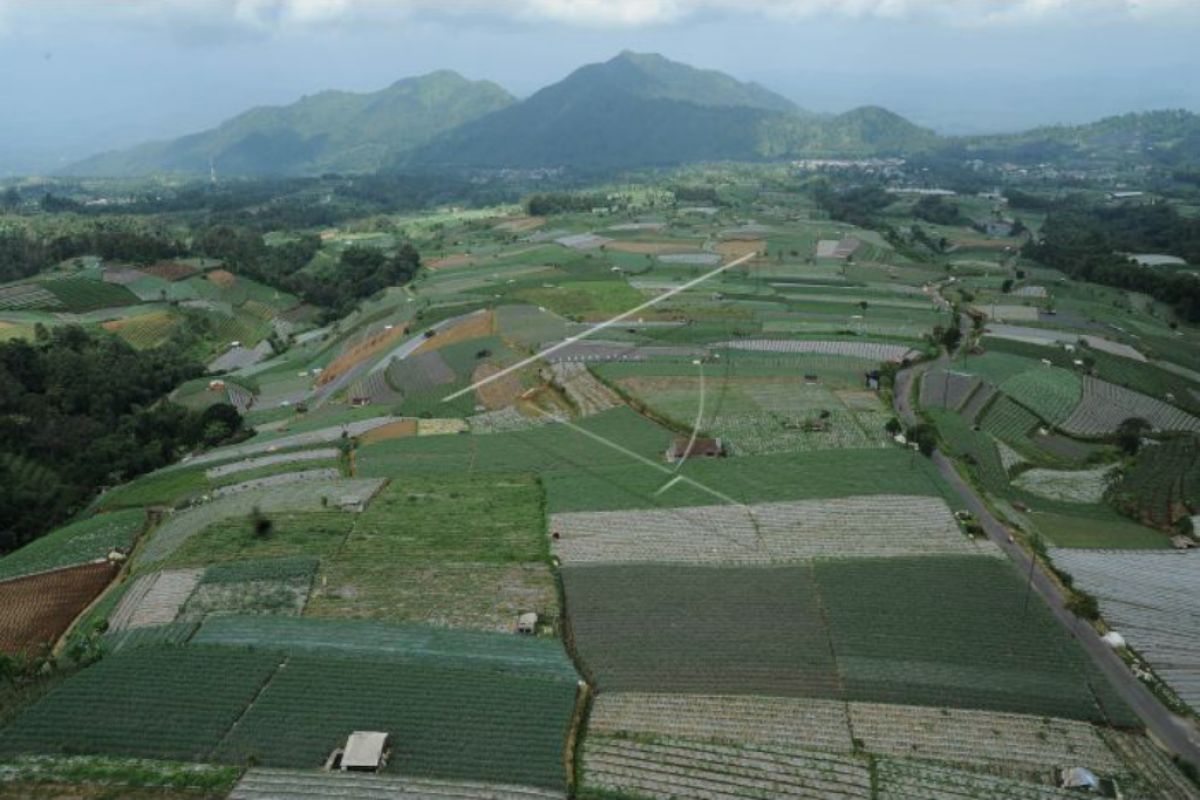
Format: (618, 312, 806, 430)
(1025, 201, 1200, 321)
(0, 327, 241, 554)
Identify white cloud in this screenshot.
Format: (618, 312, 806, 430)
(0, 0, 1194, 37)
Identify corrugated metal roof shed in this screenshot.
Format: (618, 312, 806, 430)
(342, 731, 388, 771)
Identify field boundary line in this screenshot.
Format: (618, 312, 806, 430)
(442, 251, 755, 402)
(210, 654, 289, 761)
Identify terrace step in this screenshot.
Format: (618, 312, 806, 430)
(229, 768, 566, 800)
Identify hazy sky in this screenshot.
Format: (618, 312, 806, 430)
(2, 0, 1198, 175)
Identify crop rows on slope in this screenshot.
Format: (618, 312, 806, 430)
(716, 339, 918, 362)
(1013, 466, 1115, 504)
(550, 495, 990, 566)
(588, 693, 854, 754)
(1107, 435, 1200, 527)
(874, 758, 1082, 800)
(0, 647, 281, 761)
(563, 565, 841, 698)
(1050, 549, 1200, 709)
(998, 367, 1081, 426)
(229, 769, 566, 800)
(0, 562, 117, 655)
(564, 558, 1127, 723)
(920, 370, 979, 411)
(817, 557, 1117, 721)
(581, 736, 873, 800)
(205, 448, 341, 479)
(979, 395, 1043, 447)
(848, 702, 1122, 774)
(214, 655, 577, 789)
(1062, 377, 1200, 437)
(0, 509, 145, 581)
(138, 478, 385, 563)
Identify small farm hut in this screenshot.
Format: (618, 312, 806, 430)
(208, 379, 226, 392)
(1059, 767, 1100, 791)
(666, 436, 723, 463)
(341, 731, 390, 772)
(517, 612, 538, 635)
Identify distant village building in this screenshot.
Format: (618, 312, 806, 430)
(666, 436, 724, 463)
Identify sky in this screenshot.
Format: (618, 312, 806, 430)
(1, 0, 1198, 175)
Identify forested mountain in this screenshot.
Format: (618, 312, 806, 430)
(406, 52, 935, 168)
(954, 109, 1200, 165)
(66, 71, 515, 177)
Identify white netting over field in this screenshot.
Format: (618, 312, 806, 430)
(716, 339, 919, 363)
(875, 758, 1082, 800)
(1050, 549, 1200, 709)
(205, 448, 340, 479)
(108, 568, 203, 630)
(1061, 378, 1200, 436)
(550, 495, 994, 565)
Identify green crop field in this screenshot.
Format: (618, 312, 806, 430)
(0, 647, 282, 762)
(212, 655, 576, 788)
(0, 510, 145, 581)
(543, 446, 955, 513)
(40, 277, 139, 312)
(563, 564, 841, 697)
(159, 512, 357, 569)
(817, 556, 1129, 722)
(304, 475, 557, 630)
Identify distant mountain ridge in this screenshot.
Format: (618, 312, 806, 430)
(404, 52, 935, 168)
(68, 71, 515, 177)
(61, 53, 1200, 176)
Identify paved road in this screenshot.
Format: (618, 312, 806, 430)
(893, 318, 1200, 764)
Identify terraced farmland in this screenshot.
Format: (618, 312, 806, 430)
(0, 509, 144, 581)
(550, 495, 990, 565)
(588, 693, 854, 754)
(581, 736, 873, 800)
(816, 556, 1125, 721)
(717, 339, 919, 362)
(1013, 466, 1115, 503)
(230, 770, 566, 800)
(0, 562, 117, 654)
(0, 647, 283, 761)
(1062, 377, 1200, 436)
(1106, 435, 1200, 526)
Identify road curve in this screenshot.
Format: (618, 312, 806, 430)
(893, 322, 1200, 765)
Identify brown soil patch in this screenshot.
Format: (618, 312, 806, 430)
(206, 269, 238, 288)
(0, 562, 116, 655)
(717, 239, 766, 258)
(606, 240, 704, 255)
(358, 418, 418, 445)
(951, 237, 1015, 251)
(473, 362, 524, 410)
(317, 325, 409, 387)
(414, 310, 494, 355)
(141, 261, 199, 282)
(428, 253, 473, 270)
(495, 216, 546, 233)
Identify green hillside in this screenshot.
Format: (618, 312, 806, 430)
(407, 52, 936, 168)
(66, 71, 515, 177)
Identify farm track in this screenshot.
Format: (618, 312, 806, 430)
(894, 312, 1200, 766)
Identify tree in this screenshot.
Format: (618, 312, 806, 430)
(1116, 417, 1151, 455)
(885, 417, 903, 436)
(859, 300, 869, 313)
(1001, 278, 1014, 293)
(941, 324, 963, 352)
(906, 423, 938, 457)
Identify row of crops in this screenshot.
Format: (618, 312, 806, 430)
(0, 620, 582, 789)
(549, 495, 990, 565)
(563, 558, 1134, 723)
